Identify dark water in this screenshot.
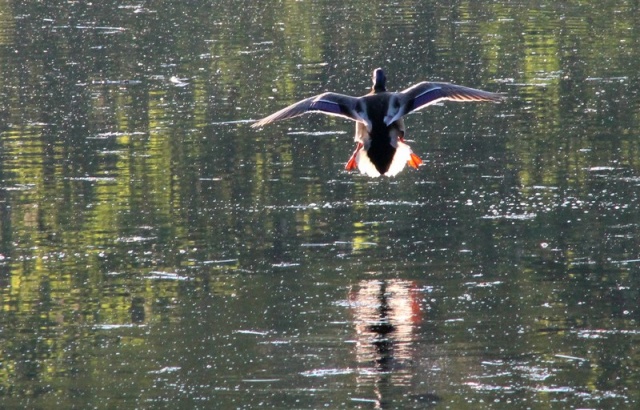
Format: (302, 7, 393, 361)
(1, 0, 640, 408)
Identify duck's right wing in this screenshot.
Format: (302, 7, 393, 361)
(384, 82, 505, 125)
(251, 92, 363, 128)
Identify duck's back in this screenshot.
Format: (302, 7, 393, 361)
(360, 92, 393, 128)
(358, 92, 402, 174)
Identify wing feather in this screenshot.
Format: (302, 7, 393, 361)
(383, 82, 504, 125)
(252, 92, 361, 128)
(402, 82, 504, 113)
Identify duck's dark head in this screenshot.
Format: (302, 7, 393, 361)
(372, 68, 387, 93)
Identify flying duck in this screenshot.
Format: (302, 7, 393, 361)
(252, 68, 504, 177)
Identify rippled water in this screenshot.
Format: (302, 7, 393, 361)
(1, 0, 640, 408)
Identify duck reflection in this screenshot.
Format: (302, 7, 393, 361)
(349, 279, 434, 407)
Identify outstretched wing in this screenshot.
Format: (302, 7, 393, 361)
(385, 82, 505, 125)
(252, 92, 363, 128)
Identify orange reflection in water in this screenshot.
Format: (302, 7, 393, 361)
(348, 279, 422, 388)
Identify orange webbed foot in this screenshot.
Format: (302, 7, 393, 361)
(407, 152, 423, 169)
(345, 142, 363, 171)
(398, 136, 422, 169)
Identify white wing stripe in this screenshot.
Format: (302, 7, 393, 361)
(414, 86, 442, 100)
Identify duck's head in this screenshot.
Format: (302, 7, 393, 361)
(372, 68, 387, 93)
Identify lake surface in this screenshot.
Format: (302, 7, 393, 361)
(1, 0, 640, 408)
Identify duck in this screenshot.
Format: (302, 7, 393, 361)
(252, 68, 504, 177)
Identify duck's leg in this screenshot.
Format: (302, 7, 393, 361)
(345, 142, 363, 170)
(398, 135, 423, 169)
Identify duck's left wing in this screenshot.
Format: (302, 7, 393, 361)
(385, 82, 504, 125)
(252, 92, 362, 128)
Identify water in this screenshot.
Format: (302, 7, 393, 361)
(1, 0, 640, 408)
